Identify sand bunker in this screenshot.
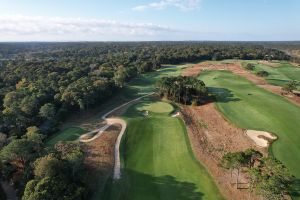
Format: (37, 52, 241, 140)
(171, 112, 180, 117)
(245, 130, 277, 147)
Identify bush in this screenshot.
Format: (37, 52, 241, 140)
(256, 70, 269, 77)
(245, 63, 255, 70)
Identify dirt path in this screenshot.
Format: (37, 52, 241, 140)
(1, 181, 18, 200)
(79, 93, 154, 179)
(183, 61, 300, 106)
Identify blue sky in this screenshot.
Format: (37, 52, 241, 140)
(0, 0, 299, 41)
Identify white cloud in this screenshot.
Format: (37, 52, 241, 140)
(0, 15, 177, 41)
(132, 0, 201, 11)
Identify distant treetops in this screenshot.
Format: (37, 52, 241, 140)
(156, 76, 208, 105)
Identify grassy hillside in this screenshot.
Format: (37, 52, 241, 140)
(199, 70, 300, 198)
(105, 99, 223, 200)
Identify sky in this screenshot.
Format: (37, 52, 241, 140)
(0, 0, 299, 41)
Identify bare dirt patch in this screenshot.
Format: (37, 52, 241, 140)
(82, 124, 121, 198)
(182, 105, 263, 200)
(183, 61, 300, 106)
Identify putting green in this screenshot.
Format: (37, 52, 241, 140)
(135, 101, 174, 113)
(46, 127, 86, 147)
(199, 70, 300, 198)
(105, 101, 223, 200)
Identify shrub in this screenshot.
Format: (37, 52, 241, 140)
(245, 63, 255, 70)
(256, 70, 269, 77)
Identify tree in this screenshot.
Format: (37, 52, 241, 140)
(0, 132, 7, 148)
(282, 80, 299, 93)
(25, 126, 44, 142)
(23, 176, 85, 200)
(255, 157, 294, 200)
(156, 76, 208, 105)
(39, 103, 56, 120)
(23, 142, 86, 200)
(243, 148, 263, 168)
(221, 152, 246, 188)
(0, 138, 44, 185)
(114, 65, 128, 88)
(256, 70, 269, 77)
(245, 63, 255, 70)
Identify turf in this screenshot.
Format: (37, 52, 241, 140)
(105, 100, 223, 200)
(46, 127, 86, 147)
(199, 70, 300, 198)
(242, 61, 300, 90)
(135, 101, 174, 113)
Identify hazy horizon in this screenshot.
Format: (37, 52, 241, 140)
(0, 0, 299, 41)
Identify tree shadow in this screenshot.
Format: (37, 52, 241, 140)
(104, 169, 204, 200)
(290, 178, 300, 198)
(207, 87, 240, 103)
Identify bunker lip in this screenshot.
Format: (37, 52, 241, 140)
(245, 130, 277, 148)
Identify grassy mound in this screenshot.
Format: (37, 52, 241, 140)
(105, 101, 223, 200)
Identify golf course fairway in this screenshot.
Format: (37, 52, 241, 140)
(105, 99, 223, 200)
(242, 61, 300, 90)
(199, 70, 300, 197)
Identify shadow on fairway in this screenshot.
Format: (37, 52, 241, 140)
(290, 178, 300, 199)
(104, 170, 204, 200)
(207, 87, 240, 103)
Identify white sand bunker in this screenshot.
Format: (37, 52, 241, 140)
(245, 130, 277, 148)
(171, 112, 180, 117)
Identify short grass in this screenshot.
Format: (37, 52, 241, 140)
(135, 101, 174, 113)
(104, 100, 223, 200)
(199, 70, 300, 198)
(242, 61, 300, 90)
(46, 127, 86, 147)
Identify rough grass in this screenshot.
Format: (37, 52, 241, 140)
(46, 127, 86, 147)
(199, 70, 300, 198)
(104, 100, 223, 200)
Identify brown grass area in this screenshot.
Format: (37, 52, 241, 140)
(182, 105, 263, 200)
(82, 124, 121, 197)
(183, 61, 300, 106)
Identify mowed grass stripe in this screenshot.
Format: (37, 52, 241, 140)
(46, 127, 86, 147)
(199, 70, 300, 182)
(108, 101, 223, 200)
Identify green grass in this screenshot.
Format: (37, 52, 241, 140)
(52, 65, 184, 144)
(104, 100, 223, 200)
(121, 65, 185, 99)
(199, 70, 300, 198)
(46, 127, 86, 147)
(135, 101, 174, 113)
(242, 61, 300, 90)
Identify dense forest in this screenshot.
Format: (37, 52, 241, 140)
(0, 42, 291, 199)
